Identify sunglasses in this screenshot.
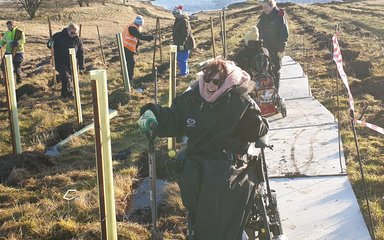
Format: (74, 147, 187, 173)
(69, 30, 78, 36)
(203, 77, 222, 86)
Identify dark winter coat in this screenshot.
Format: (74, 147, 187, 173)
(141, 78, 268, 239)
(257, 7, 289, 53)
(172, 14, 196, 51)
(234, 41, 271, 78)
(141, 80, 268, 156)
(50, 28, 84, 69)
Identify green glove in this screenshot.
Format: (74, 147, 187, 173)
(137, 110, 158, 132)
(47, 39, 54, 49)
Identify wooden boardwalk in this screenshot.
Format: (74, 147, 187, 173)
(266, 56, 371, 240)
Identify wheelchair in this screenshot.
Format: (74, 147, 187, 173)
(244, 136, 288, 240)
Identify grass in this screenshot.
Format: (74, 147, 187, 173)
(0, 0, 383, 239)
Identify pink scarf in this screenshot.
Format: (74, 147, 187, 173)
(199, 61, 250, 102)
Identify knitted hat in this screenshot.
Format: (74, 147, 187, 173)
(244, 26, 259, 46)
(134, 15, 144, 26)
(172, 5, 183, 15)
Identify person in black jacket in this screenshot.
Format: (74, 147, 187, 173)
(257, 0, 289, 91)
(138, 59, 269, 240)
(172, 6, 195, 76)
(234, 26, 272, 80)
(122, 15, 154, 84)
(47, 23, 84, 99)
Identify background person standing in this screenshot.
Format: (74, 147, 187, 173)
(48, 22, 84, 99)
(257, 0, 288, 91)
(0, 21, 26, 84)
(172, 6, 195, 77)
(122, 15, 154, 85)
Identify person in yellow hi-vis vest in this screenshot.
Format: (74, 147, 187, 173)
(122, 15, 154, 85)
(0, 21, 26, 84)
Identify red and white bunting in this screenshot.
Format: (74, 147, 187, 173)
(332, 35, 355, 112)
(355, 120, 384, 135)
(332, 35, 383, 135)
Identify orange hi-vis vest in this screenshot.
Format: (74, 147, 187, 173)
(122, 24, 139, 53)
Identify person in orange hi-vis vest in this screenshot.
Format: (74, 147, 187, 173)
(122, 15, 154, 85)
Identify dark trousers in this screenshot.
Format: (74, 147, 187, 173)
(269, 51, 283, 91)
(1, 53, 24, 83)
(177, 154, 257, 240)
(56, 64, 73, 98)
(124, 48, 135, 81)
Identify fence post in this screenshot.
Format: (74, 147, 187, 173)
(220, 12, 224, 58)
(168, 45, 177, 155)
(90, 70, 118, 240)
(222, 9, 227, 59)
(210, 17, 216, 59)
(302, 32, 305, 77)
(69, 48, 83, 124)
(158, 19, 163, 64)
(4, 55, 21, 154)
(79, 24, 82, 38)
(96, 25, 106, 65)
(116, 33, 131, 92)
(154, 67, 158, 104)
(48, 16, 56, 87)
(152, 18, 160, 72)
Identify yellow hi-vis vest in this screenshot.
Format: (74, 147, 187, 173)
(122, 24, 138, 53)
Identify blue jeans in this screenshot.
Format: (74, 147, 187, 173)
(177, 50, 190, 76)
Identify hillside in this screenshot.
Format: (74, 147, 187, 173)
(0, 0, 383, 239)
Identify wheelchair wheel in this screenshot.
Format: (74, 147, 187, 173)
(279, 98, 287, 118)
(281, 105, 287, 118)
(245, 195, 273, 240)
(259, 195, 272, 240)
(269, 192, 283, 237)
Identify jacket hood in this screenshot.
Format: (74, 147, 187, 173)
(198, 61, 254, 102)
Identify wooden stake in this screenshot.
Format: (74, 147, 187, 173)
(69, 48, 83, 124)
(90, 70, 118, 240)
(116, 33, 131, 92)
(4, 55, 21, 154)
(210, 17, 216, 59)
(158, 19, 163, 64)
(91, 80, 107, 240)
(96, 25, 106, 65)
(154, 67, 158, 104)
(152, 18, 159, 72)
(222, 9, 227, 59)
(168, 45, 177, 153)
(48, 16, 56, 87)
(79, 24, 82, 38)
(220, 12, 225, 58)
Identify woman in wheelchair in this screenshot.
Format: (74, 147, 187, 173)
(138, 59, 269, 239)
